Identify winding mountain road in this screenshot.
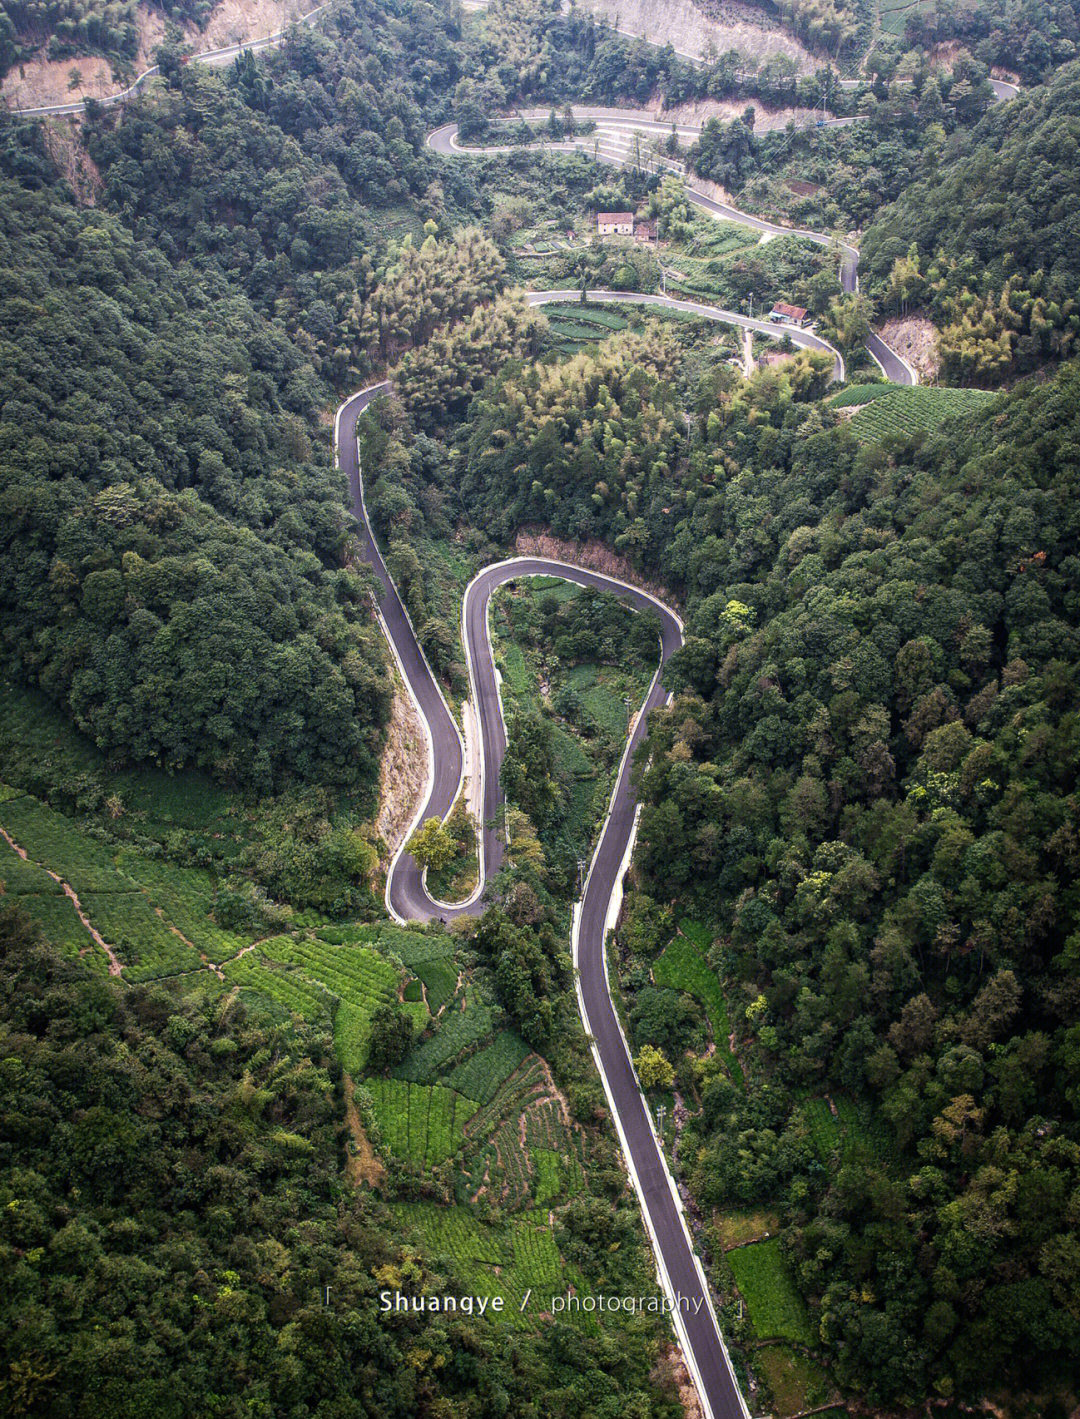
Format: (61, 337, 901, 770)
(429, 109, 915, 384)
(337, 380, 750, 1419)
(6, 1, 332, 117)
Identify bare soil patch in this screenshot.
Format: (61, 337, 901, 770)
(576, 0, 818, 72)
(514, 529, 676, 606)
(344, 1075, 386, 1188)
(376, 680, 428, 862)
(653, 1344, 706, 1419)
(876, 313, 941, 382)
(1, 0, 312, 111)
(41, 120, 102, 204)
(660, 95, 830, 130)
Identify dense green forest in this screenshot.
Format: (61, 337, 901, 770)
(861, 61, 1080, 381)
(446, 316, 1080, 1403)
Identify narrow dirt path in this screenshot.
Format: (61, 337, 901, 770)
(0, 823, 125, 976)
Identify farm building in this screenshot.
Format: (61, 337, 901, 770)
(597, 211, 634, 235)
(770, 302, 808, 327)
(633, 217, 657, 242)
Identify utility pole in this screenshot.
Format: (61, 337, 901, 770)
(577, 858, 588, 892)
(656, 1103, 667, 1138)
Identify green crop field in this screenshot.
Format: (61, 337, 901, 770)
(0, 834, 108, 965)
(727, 1240, 815, 1345)
(848, 385, 996, 440)
(1, 793, 126, 893)
(532, 1148, 561, 1207)
(802, 1096, 843, 1162)
(366, 1078, 478, 1168)
(498, 640, 532, 697)
(802, 1093, 895, 1164)
(828, 382, 892, 408)
(393, 1201, 595, 1328)
(446, 1031, 532, 1104)
(654, 927, 744, 1086)
(393, 985, 496, 1083)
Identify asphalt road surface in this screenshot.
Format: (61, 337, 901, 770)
(529, 288, 846, 378)
(10, 1, 331, 117)
(427, 110, 915, 385)
(337, 380, 750, 1419)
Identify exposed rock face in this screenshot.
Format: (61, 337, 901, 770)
(876, 314, 942, 382)
(574, 0, 818, 71)
(514, 530, 674, 605)
(377, 681, 427, 861)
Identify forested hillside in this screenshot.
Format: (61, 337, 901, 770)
(0, 179, 392, 792)
(862, 62, 1080, 381)
(3, 0, 1080, 1413)
(440, 323, 1080, 1403)
(0, 0, 492, 794)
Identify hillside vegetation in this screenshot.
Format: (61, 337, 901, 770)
(431, 314, 1080, 1403)
(862, 62, 1080, 381)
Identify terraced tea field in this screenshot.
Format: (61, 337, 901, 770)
(446, 1031, 531, 1104)
(365, 1079, 478, 1168)
(392, 985, 496, 1082)
(226, 934, 399, 1072)
(393, 1201, 594, 1328)
(843, 385, 997, 440)
(0, 788, 255, 979)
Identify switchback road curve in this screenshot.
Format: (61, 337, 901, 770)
(529, 287, 846, 380)
(337, 379, 750, 1419)
(428, 109, 914, 384)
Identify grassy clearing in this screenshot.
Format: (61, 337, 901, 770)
(754, 1345, 836, 1417)
(0, 683, 252, 861)
(717, 1209, 780, 1248)
(848, 385, 996, 440)
(654, 924, 745, 1086)
(728, 1240, 815, 1346)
